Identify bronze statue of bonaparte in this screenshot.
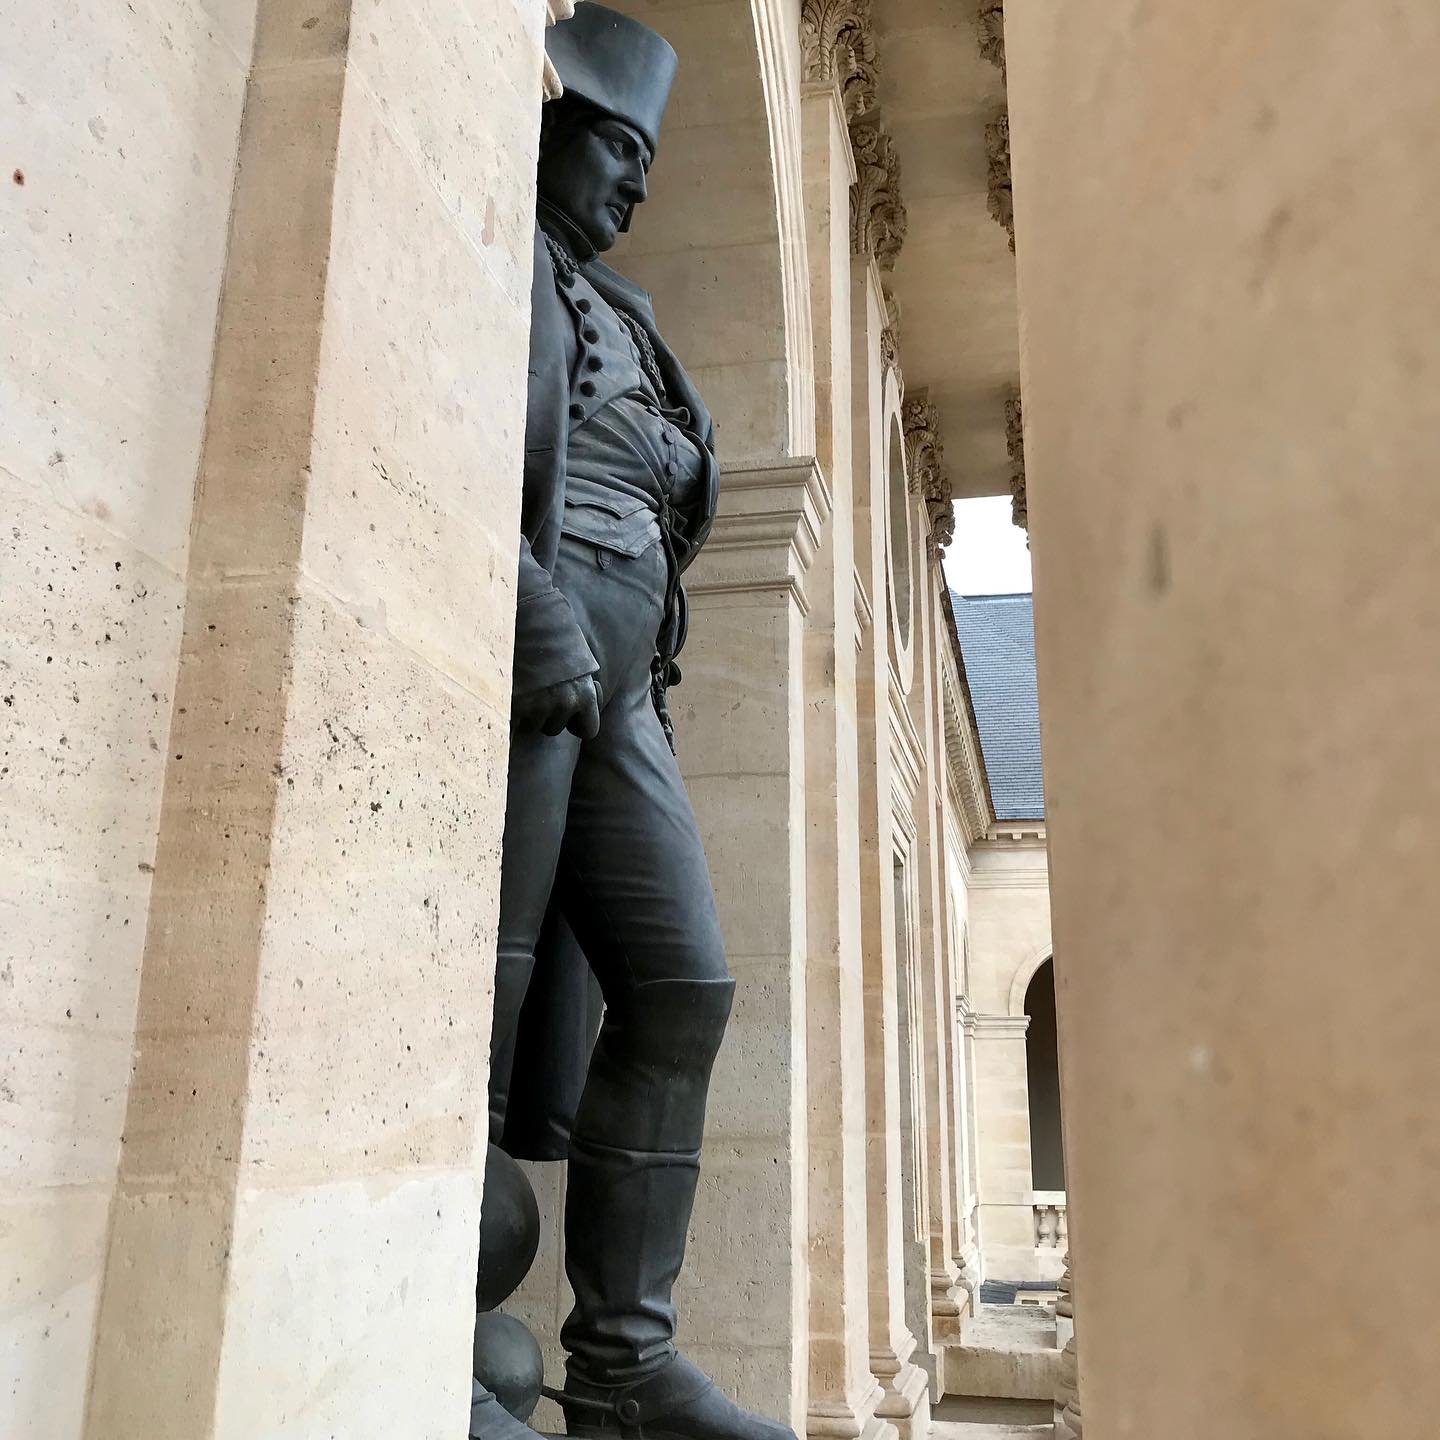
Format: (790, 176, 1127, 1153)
(471, 11, 796, 1440)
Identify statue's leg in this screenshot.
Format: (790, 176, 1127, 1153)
(490, 723, 582, 1140)
(548, 673, 795, 1440)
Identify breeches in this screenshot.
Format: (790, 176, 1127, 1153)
(490, 533, 730, 1149)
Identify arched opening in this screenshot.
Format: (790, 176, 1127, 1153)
(1024, 959, 1065, 1192)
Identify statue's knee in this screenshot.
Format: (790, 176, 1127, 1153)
(622, 976, 734, 1074)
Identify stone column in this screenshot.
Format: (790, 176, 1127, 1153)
(797, 79, 888, 1440)
(970, 1014, 1036, 1281)
(3, 7, 251, 1436)
(1052, 1255, 1081, 1439)
(851, 262, 931, 1440)
(908, 575, 970, 1344)
(670, 460, 830, 1430)
(1006, 1, 1440, 1433)
(956, 998, 985, 1285)
(67, 3, 544, 1435)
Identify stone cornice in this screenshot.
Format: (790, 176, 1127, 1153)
(850, 121, 908, 271)
(902, 391, 955, 548)
(800, 0, 880, 122)
(939, 625, 992, 845)
(985, 109, 1015, 252)
(685, 458, 832, 617)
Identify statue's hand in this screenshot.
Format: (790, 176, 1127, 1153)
(513, 674, 602, 740)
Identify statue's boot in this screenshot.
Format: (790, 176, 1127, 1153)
(550, 977, 795, 1440)
(554, 1353, 795, 1440)
(470, 1380, 548, 1440)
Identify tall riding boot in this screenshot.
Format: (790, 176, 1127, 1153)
(551, 978, 796, 1440)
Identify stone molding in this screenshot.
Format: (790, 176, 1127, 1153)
(807, 1378, 890, 1440)
(1004, 382, 1026, 532)
(985, 109, 1015, 252)
(850, 121, 908, 271)
(870, 1336, 930, 1424)
(969, 1013, 1031, 1039)
(978, 0, 1006, 76)
(800, 0, 880, 122)
(902, 391, 955, 548)
(684, 457, 833, 617)
(854, 565, 875, 653)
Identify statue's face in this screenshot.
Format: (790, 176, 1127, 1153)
(537, 112, 652, 253)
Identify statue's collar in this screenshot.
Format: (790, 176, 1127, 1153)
(537, 199, 596, 265)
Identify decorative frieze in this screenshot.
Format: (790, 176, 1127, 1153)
(902, 392, 955, 548)
(985, 109, 1015, 251)
(850, 121, 908, 270)
(1004, 383, 1026, 532)
(978, 0, 1006, 77)
(800, 0, 880, 120)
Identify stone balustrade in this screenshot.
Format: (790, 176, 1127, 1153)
(1030, 1191, 1067, 1252)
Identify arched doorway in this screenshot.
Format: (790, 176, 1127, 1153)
(1024, 959, 1065, 1192)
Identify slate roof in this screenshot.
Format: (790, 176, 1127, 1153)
(951, 592, 1045, 820)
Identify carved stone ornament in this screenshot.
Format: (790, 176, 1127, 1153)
(879, 288, 903, 392)
(542, 0, 579, 100)
(978, 0, 1006, 77)
(903, 393, 955, 550)
(1004, 383, 1026, 532)
(850, 121, 908, 270)
(801, 0, 880, 121)
(985, 109, 1015, 252)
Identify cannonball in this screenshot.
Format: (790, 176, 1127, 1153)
(476, 1144, 541, 1311)
(472, 1311, 544, 1423)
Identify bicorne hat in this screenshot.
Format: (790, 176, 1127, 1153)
(545, 4, 679, 156)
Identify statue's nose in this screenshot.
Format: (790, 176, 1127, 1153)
(622, 163, 648, 205)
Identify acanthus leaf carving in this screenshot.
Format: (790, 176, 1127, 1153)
(903, 392, 955, 550)
(985, 109, 1015, 252)
(801, 0, 880, 121)
(850, 121, 908, 270)
(1004, 383, 1027, 534)
(978, 0, 1006, 77)
(880, 288, 903, 393)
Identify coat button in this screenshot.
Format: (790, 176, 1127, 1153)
(582, 326, 600, 343)
(569, 402, 584, 419)
(618, 1400, 641, 1424)
(586, 355, 603, 372)
(575, 297, 592, 313)
(579, 379, 597, 397)
(665, 461, 677, 477)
